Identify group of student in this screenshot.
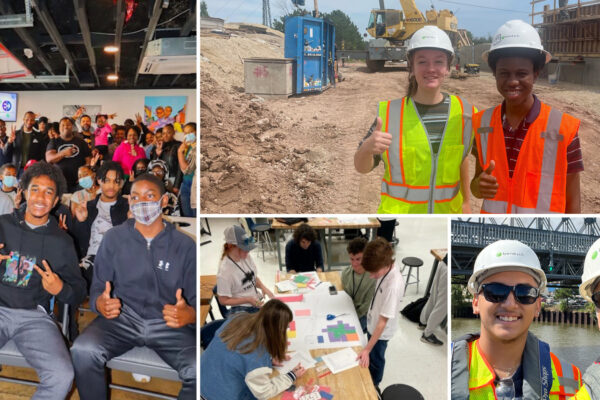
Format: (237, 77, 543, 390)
(451, 238, 600, 399)
(0, 142, 197, 396)
(355, 19, 582, 214)
(202, 222, 449, 399)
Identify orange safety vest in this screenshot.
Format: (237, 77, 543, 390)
(473, 101, 580, 213)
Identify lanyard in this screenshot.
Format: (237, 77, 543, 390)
(351, 271, 365, 299)
(370, 266, 392, 310)
(227, 256, 259, 296)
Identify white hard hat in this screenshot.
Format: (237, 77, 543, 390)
(467, 240, 546, 295)
(482, 20, 551, 64)
(407, 25, 454, 55)
(580, 238, 600, 302)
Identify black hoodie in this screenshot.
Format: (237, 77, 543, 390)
(0, 209, 86, 311)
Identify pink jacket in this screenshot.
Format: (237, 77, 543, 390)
(93, 124, 112, 146)
(111, 142, 146, 175)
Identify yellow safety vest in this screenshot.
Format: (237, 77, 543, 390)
(377, 95, 475, 214)
(467, 339, 582, 399)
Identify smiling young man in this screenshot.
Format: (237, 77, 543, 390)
(451, 240, 583, 399)
(0, 162, 86, 398)
(471, 20, 582, 214)
(70, 173, 196, 399)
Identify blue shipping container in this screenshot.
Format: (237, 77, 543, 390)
(284, 16, 335, 94)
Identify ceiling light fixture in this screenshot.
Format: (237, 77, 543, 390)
(104, 45, 119, 53)
(107, 74, 119, 81)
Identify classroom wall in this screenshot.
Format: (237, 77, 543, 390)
(10, 88, 196, 126)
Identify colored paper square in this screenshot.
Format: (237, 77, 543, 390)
(317, 336, 324, 343)
(294, 275, 310, 283)
(346, 333, 359, 342)
(287, 330, 296, 338)
(295, 309, 311, 317)
(296, 283, 307, 288)
(320, 391, 334, 400)
(276, 294, 304, 303)
(289, 320, 296, 330)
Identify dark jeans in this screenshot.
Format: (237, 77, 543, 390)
(179, 178, 195, 217)
(228, 306, 260, 315)
(367, 333, 389, 386)
(359, 315, 367, 334)
(71, 304, 196, 400)
(376, 219, 396, 243)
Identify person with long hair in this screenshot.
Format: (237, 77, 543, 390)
(217, 225, 275, 314)
(201, 299, 306, 400)
(354, 26, 475, 214)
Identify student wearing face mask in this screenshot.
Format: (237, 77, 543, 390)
(122, 158, 149, 196)
(0, 163, 18, 204)
(177, 122, 196, 217)
(70, 165, 99, 215)
(70, 172, 196, 399)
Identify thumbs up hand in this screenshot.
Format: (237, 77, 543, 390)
(96, 281, 122, 319)
(366, 117, 392, 155)
(163, 288, 196, 328)
(475, 160, 499, 199)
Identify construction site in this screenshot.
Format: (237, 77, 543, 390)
(200, 0, 600, 214)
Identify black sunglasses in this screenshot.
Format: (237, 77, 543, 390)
(591, 291, 600, 308)
(479, 283, 540, 305)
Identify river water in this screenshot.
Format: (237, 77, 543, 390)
(452, 318, 600, 370)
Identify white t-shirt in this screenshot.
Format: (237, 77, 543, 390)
(367, 263, 405, 340)
(87, 199, 116, 256)
(217, 255, 260, 308)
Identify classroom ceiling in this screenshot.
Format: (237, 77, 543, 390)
(0, 0, 196, 90)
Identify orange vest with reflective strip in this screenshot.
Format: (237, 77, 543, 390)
(467, 339, 582, 399)
(473, 101, 580, 214)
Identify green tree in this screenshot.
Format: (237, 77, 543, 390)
(321, 10, 366, 50)
(472, 34, 493, 45)
(272, 9, 309, 32)
(554, 287, 577, 301)
(200, 1, 209, 17)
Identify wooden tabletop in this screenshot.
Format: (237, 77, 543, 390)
(271, 217, 380, 231)
(275, 271, 343, 293)
(269, 346, 377, 400)
(200, 304, 211, 327)
(200, 275, 217, 305)
(430, 248, 447, 261)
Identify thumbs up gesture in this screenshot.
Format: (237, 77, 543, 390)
(475, 160, 499, 199)
(96, 281, 122, 319)
(366, 117, 392, 155)
(163, 288, 196, 328)
(33, 260, 64, 295)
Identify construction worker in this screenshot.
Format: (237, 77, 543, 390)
(574, 238, 600, 398)
(471, 20, 583, 213)
(451, 240, 583, 399)
(354, 25, 475, 214)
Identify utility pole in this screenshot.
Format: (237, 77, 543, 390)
(263, 0, 272, 27)
(314, 0, 319, 17)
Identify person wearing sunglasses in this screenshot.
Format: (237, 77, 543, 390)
(451, 240, 583, 399)
(216, 225, 275, 315)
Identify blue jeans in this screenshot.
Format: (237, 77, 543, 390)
(367, 333, 389, 386)
(179, 178, 195, 217)
(228, 306, 260, 315)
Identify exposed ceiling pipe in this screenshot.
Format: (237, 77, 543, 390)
(134, 0, 167, 86)
(73, 0, 99, 86)
(114, 0, 125, 85)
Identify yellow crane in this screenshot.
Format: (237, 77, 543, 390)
(364, 0, 459, 71)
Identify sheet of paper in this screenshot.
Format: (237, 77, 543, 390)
(322, 348, 359, 374)
(295, 309, 311, 317)
(277, 294, 304, 303)
(275, 351, 316, 374)
(276, 280, 297, 292)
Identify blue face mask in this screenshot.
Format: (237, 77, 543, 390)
(2, 175, 16, 188)
(79, 176, 94, 190)
(184, 133, 196, 143)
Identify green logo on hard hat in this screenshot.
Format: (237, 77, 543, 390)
(496, 252, 502, 257)
(593, 251, 598, 260)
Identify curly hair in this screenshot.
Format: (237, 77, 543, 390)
(20, 161, 66, 200)
(293, 223, 316, 244)
(96, 161, 124, 183)
(347, 237, 368, 255)
(361, 237, 395, 273)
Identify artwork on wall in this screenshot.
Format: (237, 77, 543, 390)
(62, 105, 102, 122)
(144, 95, 187, 132)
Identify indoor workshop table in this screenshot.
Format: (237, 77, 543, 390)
(271, 218, 381, 272)
(200, 275, 217, 306)
(270, 272, 378, 400)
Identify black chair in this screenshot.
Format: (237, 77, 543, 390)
(382, 384, 425, 400)
(402, 256, 424, 294)
(212, 285, 229, 319)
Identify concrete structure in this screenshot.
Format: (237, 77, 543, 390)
(200, 17, 224, 31)
(243, 58, 295, 98)
(456, 44, 491, 72)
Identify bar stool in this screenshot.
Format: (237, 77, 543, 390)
(382, 384, 425, 400)
(402, 256, 423, 294)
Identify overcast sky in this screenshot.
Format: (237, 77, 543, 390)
(203, 0, 552, 38)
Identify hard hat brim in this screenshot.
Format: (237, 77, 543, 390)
(482, 46, 552, 64)
(580, 276, 600, 302)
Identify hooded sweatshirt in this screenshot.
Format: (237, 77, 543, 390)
(0, 209, 86, 311)
(90, 219, 196, 320)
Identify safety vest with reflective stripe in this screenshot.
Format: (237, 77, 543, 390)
(467, 339, 582, 400)
(473, 101, 580, 214)
(377, 95, 475, 214)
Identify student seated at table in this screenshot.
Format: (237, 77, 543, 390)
(217, 225, 275, 315)
(201, 299, 306, 400)
(342, 237, 376, 333)
(357, 237, 405, 394)
(285, 223, 323, 273)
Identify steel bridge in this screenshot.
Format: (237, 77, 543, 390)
(451, 218, 600, 286)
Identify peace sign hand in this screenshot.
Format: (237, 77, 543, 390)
(33, 260, 64, 295)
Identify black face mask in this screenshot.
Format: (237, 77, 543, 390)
(134, 168, 147, 178)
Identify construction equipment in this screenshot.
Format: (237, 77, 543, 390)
(364, 0, 458, 71)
